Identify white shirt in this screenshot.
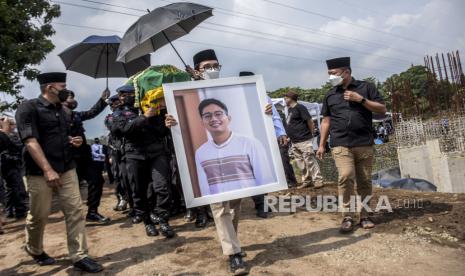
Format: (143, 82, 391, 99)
(195, 133, 275, 196)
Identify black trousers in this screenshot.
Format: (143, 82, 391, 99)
(87, 161, 105, 212)
(1, 160, 28, 215)
(280, 143, 297, 185)
(126, 154, 171, 223)
(111, 152, 125, 199)
(252, 194, 266, 211)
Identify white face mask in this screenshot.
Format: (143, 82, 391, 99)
(328, 74, 343, 87)
(201, 68, 220, 80)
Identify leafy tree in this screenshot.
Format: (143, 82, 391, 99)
(0, 0, 60, 111)
(268, 83, 331, 103)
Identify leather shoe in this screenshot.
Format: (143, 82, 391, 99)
(86, 212, 111, 224)
(184, 209, 195, 222)
(229, 253, 248, 275)
(145, 224, 159, 236)
(195, 212, 207, 228)
(150, 213, 160, 225)
(132, 215, 143, 224)
(117, 199, 128, 211)
(159, 221, 175, 238)
(73, 257, 103, 273)
(24, 247, 56, 266)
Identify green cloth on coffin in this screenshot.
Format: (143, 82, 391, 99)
(127, 65, 191, 113)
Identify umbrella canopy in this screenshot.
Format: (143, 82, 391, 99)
(116, 2, 213, 64)
(59, 35, 151, 88)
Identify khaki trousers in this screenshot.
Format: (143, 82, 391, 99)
(25, 169, 88, 263)
(332, 146, 374, 219)
(210, 199, 242, 256)
(291, 140, 323, 186)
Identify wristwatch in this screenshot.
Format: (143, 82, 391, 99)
(360, 97, 366, 105)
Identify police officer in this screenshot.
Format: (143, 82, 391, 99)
(112, 84, 174, 238)
(61, 89, 110, 223)
(317, 57, 387, 233)
(104, 95, 128, 211)
(111, 85, 137, 218)
(0, 119, 28, 219)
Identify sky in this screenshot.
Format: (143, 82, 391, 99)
(7, 0, 465, 138)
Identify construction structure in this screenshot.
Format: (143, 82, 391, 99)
(394, 50, 465, 193)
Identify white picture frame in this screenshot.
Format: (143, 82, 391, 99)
(163, 75, 287, 208)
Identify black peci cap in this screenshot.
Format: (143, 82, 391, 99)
(37, 72, 67, 85)
(239, 71, 254, 76)
(326, 57, 350, 70)
(193, 49, 217, 69)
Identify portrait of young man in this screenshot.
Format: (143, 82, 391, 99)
(194, 98, 274, 196)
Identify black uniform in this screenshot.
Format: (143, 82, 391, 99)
(67, 99, 107, 215)
(112, 107, 171, 223)
(0, 132, 28, 217)
(321, 78, 384, 147)
(109, 106, 135, 213)
(68, 98, 107, 184)
(105, 111, 128, 204)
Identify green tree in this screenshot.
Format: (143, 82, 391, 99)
(0, 0, 60, 111)
(268, 83, 331, 103)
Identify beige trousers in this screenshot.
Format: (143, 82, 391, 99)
(210, 199, 242, 256)
(332, 146, 374, 219)
(25, 169, 88, 262)
(291, 140, 324, 187)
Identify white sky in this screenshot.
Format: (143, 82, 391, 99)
(8, 0, 465, 138)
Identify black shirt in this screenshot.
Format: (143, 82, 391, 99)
(0, 132, 11, 152)
(111, 107, 169, 160)
(321, 78, 384, 147)
(15, 95, 75, 175)
(286, 103, 313, 143)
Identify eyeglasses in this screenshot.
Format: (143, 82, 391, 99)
(201, 111, 226, 121)
(200, 64, 222, 71)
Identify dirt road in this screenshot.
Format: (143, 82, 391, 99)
(1, 184, 464, 275)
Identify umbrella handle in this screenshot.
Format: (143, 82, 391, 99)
(162, 31, 187, 67)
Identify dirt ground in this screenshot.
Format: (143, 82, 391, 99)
(0, 183, 464, 276)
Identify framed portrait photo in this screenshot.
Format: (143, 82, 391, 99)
(163, 75, 287, 208)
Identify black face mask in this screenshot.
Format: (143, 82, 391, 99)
(56, 88, 70, 103)
(123, 95, 135, 107)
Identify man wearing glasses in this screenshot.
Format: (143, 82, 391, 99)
(195, 98, 273, 196)
(166, 49, 278, 275)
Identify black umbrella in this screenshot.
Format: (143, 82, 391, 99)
(59, 35, 151, 89)
(116, 2, 213, 66)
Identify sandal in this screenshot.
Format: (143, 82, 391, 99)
(340, 217, 354, 233)
(360, 218, 375, 229)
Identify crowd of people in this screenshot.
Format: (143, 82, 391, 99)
(0, 52, 386, 275)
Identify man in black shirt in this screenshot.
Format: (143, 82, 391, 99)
(0, 117, 14, 234)
(61, 89, 110, 223)
(0, 119, 28, 219)
(111, 84, 174, 238)
(15, 72, 103, 272)
(284, 91, 324, 189)
(317, 57, 386, 233)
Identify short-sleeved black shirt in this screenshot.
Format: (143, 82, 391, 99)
(286, 103, 313, 143)
(321, 78, 384, 147)
(15, 95, 75, 175)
